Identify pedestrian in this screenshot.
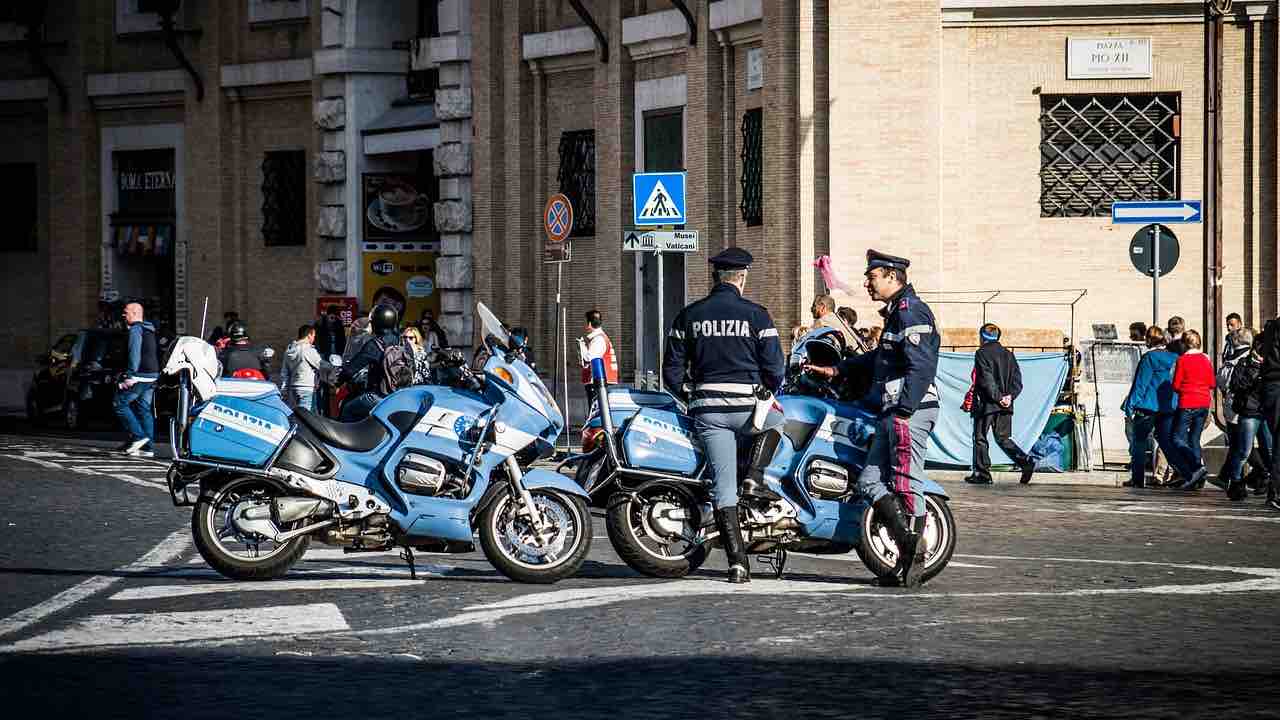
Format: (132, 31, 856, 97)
(1223, 331, 1272, 501)
(791, 325, 810, 345)
(338, 304, 402, 420)
(114, 302, 160, 457)
(1225, 312, 1243, 356)
(1258, 317, 1280, 510)
(281, 324, 332, 412)
(577, 309, 618, 411)
(314, 304, 347, 359)
(419, 309, 449, 354)
(401, 326, 432, 385)
(1128, 321, 1148, 343)
(866, 326, 883, 347)
(208, 310, 239, 348)
(810, 294, 857, 350)
(1170, 329, 1215, 490)
(218, 320, 274, 379)
(838, 306, 870, 353)
(343, 315, 372, 366)
(663, 247, 786, 584)
(805, 250, 940, 588)
(965, 323, 1036, 485)
(1166, 316, 1186, 355)
(1121, 327, 1180, 488)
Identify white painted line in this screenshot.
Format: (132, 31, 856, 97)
(793, 553, 996, 571)
(3, 603, 349, 653)
(0, 453, 62, 469)
(756, 616, 1029, 644)
(20, 451, 69, 458)
(103, 473, 167, 492)
(110, 578, 425, 601)
(145, 562, 456, 582)
(0, 529, 191, 641)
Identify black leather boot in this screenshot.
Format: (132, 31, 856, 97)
(901, 513, 929, 588)
(740, 430, 782, 502)
(715, 508, 751, 584)
(872, 494, 913, 586)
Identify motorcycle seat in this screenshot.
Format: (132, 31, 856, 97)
(292, 408, 388, 453)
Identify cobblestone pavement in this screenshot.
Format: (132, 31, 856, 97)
(1, 435, 1278, 719)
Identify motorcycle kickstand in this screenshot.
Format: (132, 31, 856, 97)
(758, 548, 788, 579)
(401, 546, 417, 580)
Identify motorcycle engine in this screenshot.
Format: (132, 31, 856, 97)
(395, 453, 470, 498)
(806, 459, 850, 499)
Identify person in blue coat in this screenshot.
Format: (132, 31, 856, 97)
(1121, 326, 1180, 488)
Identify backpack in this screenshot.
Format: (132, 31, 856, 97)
(378, 338, 415, 395)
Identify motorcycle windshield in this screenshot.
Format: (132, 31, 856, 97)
(476, 302, 510, 353)
(484, 352, 564, 431)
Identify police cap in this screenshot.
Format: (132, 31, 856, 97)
(709, 247, 753, 271)
(866, 249, 910, 273)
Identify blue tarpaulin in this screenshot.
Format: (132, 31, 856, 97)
(927, 351, 1070, 467)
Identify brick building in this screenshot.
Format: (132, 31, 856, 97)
(472, 0, 1278, 408)
(1, 1, 1278, 428)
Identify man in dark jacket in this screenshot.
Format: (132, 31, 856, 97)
(1257, 318, 1280, 510)
(218, 321, 274, 378)
(1224, 333, 1272, 501)
(114, 302, 160, 457)
(314, 305, 347, 359)
(338, 304, 399, 420)
(966, 323, 1035, 485)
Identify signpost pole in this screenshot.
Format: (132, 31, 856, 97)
(561, 304, 569, 450)
(656, 249, 664, 392)
(1152, 225, 1160, 328)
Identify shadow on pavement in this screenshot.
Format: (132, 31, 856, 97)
(1, 651, 1276, 719)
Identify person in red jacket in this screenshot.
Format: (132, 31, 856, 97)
(1170, 329, 1216, 490)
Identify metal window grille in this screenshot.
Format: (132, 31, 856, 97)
(261, 150, 306, 247)
(557, 129, 596, 237)
(740, 108, 763, 226)
(1040, 93, 1180, 217)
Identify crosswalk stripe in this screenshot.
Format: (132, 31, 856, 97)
(0, 530, 190, 641)
(2, 603, 349, 653)
(110, 578, 425, 601)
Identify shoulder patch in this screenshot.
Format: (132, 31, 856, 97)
(899, 299, 909, 311)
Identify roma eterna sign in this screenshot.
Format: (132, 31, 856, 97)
(1067, 37, 1152, 80)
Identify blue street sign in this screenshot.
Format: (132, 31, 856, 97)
(1111, 200, 1202, 224)
(633, 172, 687, 226)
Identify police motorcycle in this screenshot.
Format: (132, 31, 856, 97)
(566, 327, 956, 583)
(161, 303, 593, 584)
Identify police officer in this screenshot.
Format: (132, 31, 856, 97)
(663, 247, 786, 584)
(219, 321, 275, 379)
(807, 250, 941, 587)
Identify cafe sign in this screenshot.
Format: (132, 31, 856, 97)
(1067, 37, 1152, 80)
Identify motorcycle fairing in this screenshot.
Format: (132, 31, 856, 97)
(188, 393, 292, 467)
(621, 407, 703, 475)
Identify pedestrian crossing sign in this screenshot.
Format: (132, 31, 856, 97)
(633, 172, 686, 226)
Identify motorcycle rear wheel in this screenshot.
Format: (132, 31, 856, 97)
(855, 494, 956, 585)
(478, 488, 593, 584)
(605, 487, 707, 579)
(192, 477, 311, 581)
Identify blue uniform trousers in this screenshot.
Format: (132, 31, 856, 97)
(694, 408, 785, 510)
(856, 407, 938, 518)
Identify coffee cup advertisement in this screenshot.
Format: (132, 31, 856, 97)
(363, 173, 433, 240)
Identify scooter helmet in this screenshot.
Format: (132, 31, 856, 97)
(791, 326, 845, 367)
(370, 303, 399, 334)
(227, 320, 249, 341)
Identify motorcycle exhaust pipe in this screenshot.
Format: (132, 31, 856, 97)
(273, 497, 329, 523)
(591, 358, 620, 465)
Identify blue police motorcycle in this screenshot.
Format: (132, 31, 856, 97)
(568, 328, 956, 582)
(162, 303, 593, 584)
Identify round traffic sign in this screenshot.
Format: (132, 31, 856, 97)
(1128, 223, 1179, 278)
(543, 194, 574, 243)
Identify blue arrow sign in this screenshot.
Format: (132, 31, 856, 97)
(633, 172, 686, 226)
(1111, 200, 1202, 224)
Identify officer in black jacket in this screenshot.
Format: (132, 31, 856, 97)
(338, 304, 399, 420)
(218, 321, 274, 378)
(807, 250, 940, 587)
(663, 247, 786, 584)
(967, 323, 1035, 485)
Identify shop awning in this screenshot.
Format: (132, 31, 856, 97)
(362, 102, 440, 155)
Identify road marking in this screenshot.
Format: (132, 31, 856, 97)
(109, 578, 426, 601)
(3, 603, 349, 653)
(756, 616, 1029, 644)
(793, 552, 997, 570)
(0, 452, 167, 493)
(0, 529, 190, 641)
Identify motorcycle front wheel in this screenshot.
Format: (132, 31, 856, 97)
(192, 476, 311, 581)
(478, 488, 593, 584)
(855, 494, 956, 585)
(605, 485, 707, 579)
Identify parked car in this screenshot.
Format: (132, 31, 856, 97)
(27, 329, 128, 430)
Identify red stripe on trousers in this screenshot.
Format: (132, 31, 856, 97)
(893, 417, 915, 514)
